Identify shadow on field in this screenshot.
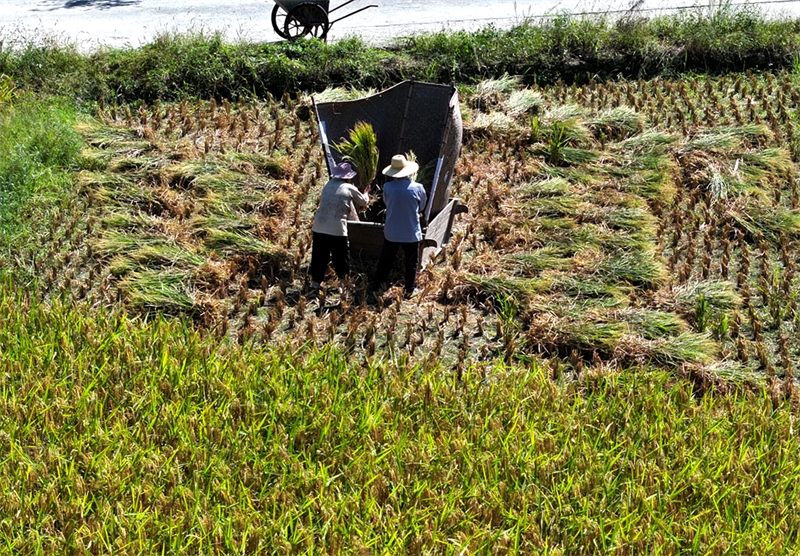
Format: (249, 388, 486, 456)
(38, 0, 140, 10)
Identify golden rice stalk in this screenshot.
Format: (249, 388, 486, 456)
(333, 121, 379, 190)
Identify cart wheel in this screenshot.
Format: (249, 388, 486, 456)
(284, 3, 329, 40)
(271, 4, 291, 40)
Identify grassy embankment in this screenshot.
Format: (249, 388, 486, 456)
(3, 6, 800, 553)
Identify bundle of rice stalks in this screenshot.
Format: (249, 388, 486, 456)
(203, 229, 288, 258)
(505, 89, 543, 117)
(93, 231, 176, 257)
(647, 331, 718, 366)
(471, 74, 522, 110)
(588, 106, 644, 142)
(683, 132, 742, 153)
(333, 121, 378, 190)
(311, 86, 376, 103)
(452, 274, 548, 307)
(506, 247, 573, 275)
(597, 248, 666, 288)
(551, 276, 631, 306)
(658, 279, 742, 317)
(543, 104, 589, 125)
(518, 177, 571, 199)
(708, 123, 773, 143)
(109, 245, 204, 276)
(613, 130, 676, 155)
(614, 308, 687, 339)
(468, 111, 514, 134)
(119, 269, 196, 314)
(726, 200, 800, 242)
(101, 211, 161, 231)
(526, 310, 626, 354)
(740, 148, 794, 177)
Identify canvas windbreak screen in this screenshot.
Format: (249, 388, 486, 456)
(315, 80, 462, 218)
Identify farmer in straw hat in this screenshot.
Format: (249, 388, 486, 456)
(309, 161, 371, 293)
(372, 154, 428, 299)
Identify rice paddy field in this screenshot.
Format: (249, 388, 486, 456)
(4, 28, 800, 554)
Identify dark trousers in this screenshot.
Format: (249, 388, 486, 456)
(310, 232, 350, 284)
(373, 239, 419, 293)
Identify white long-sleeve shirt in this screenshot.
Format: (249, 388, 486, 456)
(312, 179, 370, 237)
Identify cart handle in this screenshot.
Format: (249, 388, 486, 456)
(329, 4, 378, 24)
(327, 0, 359, 13)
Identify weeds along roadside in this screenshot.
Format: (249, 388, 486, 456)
(0, 94, 85, 273)
(2, 5, 800, 102)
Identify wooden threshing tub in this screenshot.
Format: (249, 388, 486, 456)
(313, 80, 466, 266)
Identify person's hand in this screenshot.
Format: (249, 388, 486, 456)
(364, 183, 372, 195)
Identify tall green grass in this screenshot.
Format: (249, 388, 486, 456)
(0, 96, 82, 239)
(2, 6, 800, 102)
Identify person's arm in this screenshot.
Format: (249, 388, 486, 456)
(350, 184, 371, 208)
(415, 183, 428, 213)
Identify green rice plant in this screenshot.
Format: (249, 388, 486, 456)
(333, 121, 379, 190)
(539, 120, 595, 166)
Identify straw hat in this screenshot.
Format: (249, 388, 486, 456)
(382, 154, 419, 179)
(331, 162, 357, 180)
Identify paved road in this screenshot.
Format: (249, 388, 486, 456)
(3, 0, 799, 50)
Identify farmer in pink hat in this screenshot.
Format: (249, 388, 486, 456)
(309, 161, 371, 293)
(372, 154, 427, 298)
